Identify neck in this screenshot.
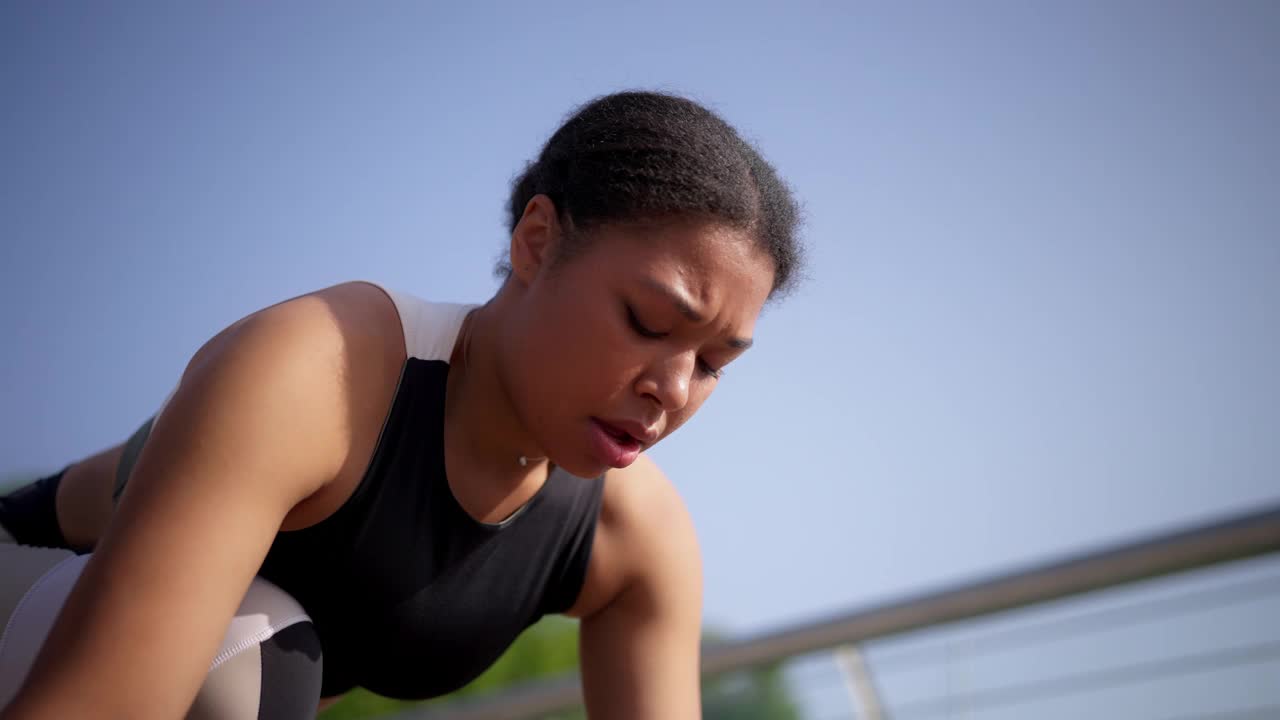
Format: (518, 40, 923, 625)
(445, 300, 549, 487)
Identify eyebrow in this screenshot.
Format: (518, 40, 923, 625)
(642, 278, 755, 350)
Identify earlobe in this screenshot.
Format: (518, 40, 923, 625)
(509, 195, 561, 284)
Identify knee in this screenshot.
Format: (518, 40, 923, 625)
(0, 554, 322, 720)
(189, 577, 323, 720)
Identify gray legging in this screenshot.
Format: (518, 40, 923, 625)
(0, 544, 323, 718)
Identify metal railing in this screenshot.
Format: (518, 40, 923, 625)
(398, 502, 1280, 720)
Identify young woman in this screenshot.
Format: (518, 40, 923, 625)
(0, 90, 802, 719)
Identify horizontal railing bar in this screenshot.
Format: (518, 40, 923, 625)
(891, 638, 1280, 720)
(398, 501, 1280, 720)
(866, 563, 1280, 671)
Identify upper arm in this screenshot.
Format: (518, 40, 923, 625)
(5, 293, 360, 720)
(579, 456, 703, 720)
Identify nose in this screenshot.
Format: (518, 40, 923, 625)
(635, 351, 693, 412)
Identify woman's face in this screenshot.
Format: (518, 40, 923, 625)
(501, 214, 775, 478)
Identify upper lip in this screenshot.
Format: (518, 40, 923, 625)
(597, 417, 660, 446)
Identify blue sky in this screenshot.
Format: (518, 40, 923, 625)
(2, 0, 1277, 676)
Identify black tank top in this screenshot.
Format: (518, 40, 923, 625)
(117, 287, 605, 700)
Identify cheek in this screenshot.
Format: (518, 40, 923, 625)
(515, 301, 633, 409)
(550, 300, 638, 379)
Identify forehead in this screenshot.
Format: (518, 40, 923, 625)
(584, 221, 775, 305)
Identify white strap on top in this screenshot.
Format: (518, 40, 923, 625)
(367, 284, 478, 362)
(147, 283, 473, 422)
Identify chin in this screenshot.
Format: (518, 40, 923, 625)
(553, 457, 613, 479)
(545, 445, 614, 478)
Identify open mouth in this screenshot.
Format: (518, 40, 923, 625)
(598, 422, 639, 447)
(588, 418, 646, 469)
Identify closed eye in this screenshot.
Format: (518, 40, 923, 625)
(629, 304, 729, 379)
(698, 359, 724, 380)
(626, 305, 666, 339)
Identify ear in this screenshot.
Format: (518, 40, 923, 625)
(509, 195, 562, 285)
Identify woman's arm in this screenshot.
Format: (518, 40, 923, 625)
(2, 294, 359, 720)
(579, 458, 704, 720)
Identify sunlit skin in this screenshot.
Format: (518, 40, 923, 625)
(9, 194, 778, 720)
(441, 194, 776, 521)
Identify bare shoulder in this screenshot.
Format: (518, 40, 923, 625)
(570, 454, 702, 619)
(215, 281, 402, 363)
(601, 454, 697, 552)
(146, 280, 407, 509)
(187, 280, 404, 450)
(203, 281, 407, 525)
(206, 281, 405, 423)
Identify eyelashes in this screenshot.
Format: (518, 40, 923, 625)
(626, 305, 665, 339)
(625, 304, 724, 379)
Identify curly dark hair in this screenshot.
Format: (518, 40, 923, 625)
(500, 90, 804, 298)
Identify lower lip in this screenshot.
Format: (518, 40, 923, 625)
(588, 419, 642, 469)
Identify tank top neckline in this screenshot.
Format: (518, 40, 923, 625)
(433, 308, 555, 534)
